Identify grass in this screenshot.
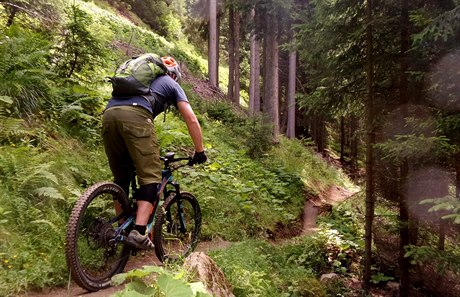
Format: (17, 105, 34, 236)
(209, 239, 329, 297)
(0, 139, 111, 295)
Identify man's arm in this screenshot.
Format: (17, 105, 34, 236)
(177, 101, 204, 153)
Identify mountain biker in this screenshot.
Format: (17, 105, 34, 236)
(102, 56, 207, 250)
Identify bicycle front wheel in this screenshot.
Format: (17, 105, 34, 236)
(65, 182, 132, 291)
(153, 192, 201, 262)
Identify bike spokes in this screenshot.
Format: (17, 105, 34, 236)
(66, 183, 131, 291)
(154, 192, 201, 262)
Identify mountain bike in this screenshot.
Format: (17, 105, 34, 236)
(65, 152, 202, 291)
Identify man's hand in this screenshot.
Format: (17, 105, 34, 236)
(189, 151, 207, 165)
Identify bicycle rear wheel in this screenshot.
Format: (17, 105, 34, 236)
(153, 192, 201, 262)
(65, 182, 132, 291)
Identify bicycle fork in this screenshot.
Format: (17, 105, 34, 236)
(166, 181, 187, 234)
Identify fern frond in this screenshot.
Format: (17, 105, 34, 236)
(34, 187, 65, 201)
(30, 219, 59, 233)
(19, 163, 58, 192)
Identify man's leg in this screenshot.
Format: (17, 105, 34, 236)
(115, 106, 161, 249)
(127, 183, 158, 250)
(135, 200, 154, 225)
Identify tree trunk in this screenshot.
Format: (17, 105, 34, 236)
(208, 0, 218, 87)
(263, 8, 279, 141)
(363, 0, 375, 289)
(228, 5, 235, 102)
(340, 116, 345, 163)
(233, 9, 241, 106)
(399, 1, 411, 295)
(67, 52, 79, 78)
(312, 115, 326, 154)
(249, 8, 261, 115)
(456, 159, 460, 199)
(6, 6, 18, 27)
(286, 50, 296, 138)
(350, 114, 358, 173)
(399, 160, 410, 297)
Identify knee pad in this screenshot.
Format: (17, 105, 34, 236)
(114, 179, 130, 200)
(134, 183, 159, 204)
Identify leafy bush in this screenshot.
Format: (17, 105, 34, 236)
(316, 198, 363, 274)
(203, 100, 244, 125)
(111, 265, 212, 297)
(244, 117, 273, 158)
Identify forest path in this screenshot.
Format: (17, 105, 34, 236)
(303, 185, 359, 235)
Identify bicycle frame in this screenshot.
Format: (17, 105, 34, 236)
(111, 153, 190, 245)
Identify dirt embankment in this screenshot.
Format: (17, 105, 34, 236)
(303, 185, 358, 234)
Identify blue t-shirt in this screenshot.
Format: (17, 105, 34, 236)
(105, 75, 189, 118)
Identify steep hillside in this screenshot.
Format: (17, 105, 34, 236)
(0, 1, 356, 296)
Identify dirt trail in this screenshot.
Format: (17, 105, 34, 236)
(303, 185, 359, 235)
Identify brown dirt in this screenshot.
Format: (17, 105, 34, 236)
(181, 64, 226, 103)
(303, 185, 359, 235)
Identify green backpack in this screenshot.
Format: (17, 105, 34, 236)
(109, 53, 167, 97)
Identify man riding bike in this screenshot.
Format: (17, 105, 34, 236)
(102, 56, 207, 250)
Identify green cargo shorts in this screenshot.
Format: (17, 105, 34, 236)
(102, 105, 162, 186)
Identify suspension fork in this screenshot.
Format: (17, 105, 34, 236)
(166, 182, 187, 233)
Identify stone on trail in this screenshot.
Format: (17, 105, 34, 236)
(184, 252, 235, 297)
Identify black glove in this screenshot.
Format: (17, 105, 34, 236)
(189, 151, 207, 165)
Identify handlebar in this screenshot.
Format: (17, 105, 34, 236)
(160, 152, 192, 170)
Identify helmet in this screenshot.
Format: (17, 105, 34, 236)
(161, 56, 181, 82)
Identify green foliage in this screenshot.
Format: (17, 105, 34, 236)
(404, 245, 460, 274)
(413, 5, 460, 44)
(0, 0, 64, 28)
(201, 99, 244, 125)
(111, 265, 212, 297)
(370, 272, 394, 285)
(0, 97, 28, 145)
(244, 117, 273, 158)
(209, 240, 281, 296)
(421, 195, 460, 224)
(0, 141, 110, 296)
(53, 3, 108, 79)
(314, 197, 363, 276)
(154, 100, 350, 242)
(0, 1, 357, 295)
(57, 85, 106, 144)
(375, 134, 453, 165)
(210, 239, 328, 297)
(0, 25, 55, 116)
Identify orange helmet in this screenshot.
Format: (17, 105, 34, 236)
(161, 56, 181, 82)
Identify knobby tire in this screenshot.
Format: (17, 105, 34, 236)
(65, 182, 132, 291)
(153, 192, 201, 262)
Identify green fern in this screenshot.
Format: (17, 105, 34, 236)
(34, 187, 65, 201)
(19, 163, 58, 193)
(0, 26, 55, 116)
